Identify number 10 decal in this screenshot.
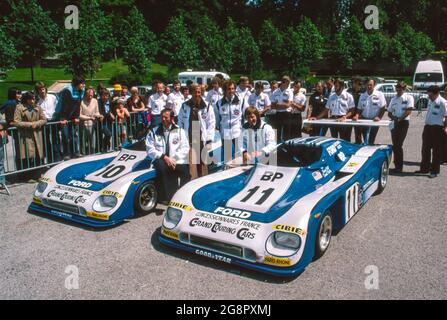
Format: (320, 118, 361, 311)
(345, 183, 360, 223)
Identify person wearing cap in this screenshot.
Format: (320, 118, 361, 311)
(387, 81, 414, 173)
(310, 78, 355, 141)
(148, 82, 168, 129)
(270, 76, 294, 141)
(248, 81, 271, 119)
(291, 80, 306, 138)
(415, 85, 447, 178)
(353, 78, 387, 145)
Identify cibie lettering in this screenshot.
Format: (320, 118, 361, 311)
(68, 180, 92, 189)
(214, 207, 251, 219)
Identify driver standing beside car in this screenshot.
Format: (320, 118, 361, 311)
(146, 108, 190, 201)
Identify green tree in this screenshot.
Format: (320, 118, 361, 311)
(284, 17, 324, 77)
(160, 15, 200, 70)
(225, 18, 262, 73)
(62, 0, 112, 78)
(391, 23, 435, 70)
(3, 0, 58, 81)
(191, 15, 232, 71)
(122, 6, 158, 76)
(258, 19, 285, 66)
(0, 26, 20, 71)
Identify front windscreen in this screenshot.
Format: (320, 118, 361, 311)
(415, 73, 443, 83)
(275, 142, 323, 167)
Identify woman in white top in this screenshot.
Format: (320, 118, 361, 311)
(80, 87, 102, 155)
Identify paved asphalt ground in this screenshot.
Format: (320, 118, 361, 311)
(1, 111, 446, 300)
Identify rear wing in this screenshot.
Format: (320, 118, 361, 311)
(303, 119, 391, 128)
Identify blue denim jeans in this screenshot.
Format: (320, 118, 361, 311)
(62, 123, 80, 158)
(0, 141, 5, 185)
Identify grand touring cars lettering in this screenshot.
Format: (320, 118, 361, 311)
(189, 218, 256, 240)
(47, 190, 87, 204)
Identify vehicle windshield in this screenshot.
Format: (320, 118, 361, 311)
(275, 142, 323, 167)
(123, 139, 147, 152)
(415, 73, 443, 82)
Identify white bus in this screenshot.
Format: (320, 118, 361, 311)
(178, 70, 230, 86)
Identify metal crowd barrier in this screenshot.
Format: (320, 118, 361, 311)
(0, 111, 148, 180)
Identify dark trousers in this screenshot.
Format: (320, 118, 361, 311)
(42, 122, 62, 163)
(269, 112, 291, 141)
(62, 123, 80, 158)
(290, 113, 303, 139)
(153, 158, 190, 201)
(420, 125, 445, 174)
(310, 125, 328, 137)
(150, 114, 162, 129)
(442, 129, 447, 164)
(221, 138, 236, 164)
(355, 126, 379, 145)
(390, 120, 409, 170)
(98, 122, 112, 152)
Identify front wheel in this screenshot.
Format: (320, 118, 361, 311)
(314, 212, 333, 259)
(134, 181, 158, 216)
(375, 159, 389, 195)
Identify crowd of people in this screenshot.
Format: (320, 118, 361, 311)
(0, 74, 446, 195)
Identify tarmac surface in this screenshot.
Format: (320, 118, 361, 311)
(1, 111, 446, 300)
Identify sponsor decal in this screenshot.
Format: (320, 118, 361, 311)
(312, 171, 322, 181)
(337, 152, 346, 162)
(68, 180, 92, 189)
(273, 224, 306, 237)
(322, 166, 332, 178)
(194, 212, 261, 230)
(86, 211, 110, 221)
(161, 228, 180, 240)
(39, 177, 52, 183)
(54, 185, 93, 196)
(51, 210, 73, 219)
(172, 138, 179, 145)
(190, 216, 257, 240)
(169, 201, 192, 212)
(117, 153, 137, 162)
(101, 190, 123, 198)
(264, 256, 291, 267)
(236, 228, 255, 240)
(347, 162, 358, 168)
(47, 190, 87, 204)
(314, 212, 322, 219)
(195, 249, 231, 264)
(32, 196, 42, 205)
(214, 207, 251, 219)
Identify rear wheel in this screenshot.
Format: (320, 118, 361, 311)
(375, 159, 389, 195)
(134, 181, 158, 215)
(314, 211, 333, 259)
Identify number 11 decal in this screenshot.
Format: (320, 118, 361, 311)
(240, 186, 275, 205)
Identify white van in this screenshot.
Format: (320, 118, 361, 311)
(178, 70, 230, 86)
(413, 60, 444, 91)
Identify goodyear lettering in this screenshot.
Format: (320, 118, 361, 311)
(236, 228, 256, 240)
(214, 207, 251, 219)
(195, 250, 231, 264)
(273, 224, 306, 236)
(264, 256, 292, 267)
(161, 228, 180, 240)
(169, 201, 192, 212)
(86, 211, 109, 221)
(101, 190, 123, 198)
(68, 180, 92, 189)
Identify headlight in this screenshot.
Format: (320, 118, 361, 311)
(163, 207, 182, 229)
(35, 182, 48, 195)
(92, 195, 118, 212)
(273, 231, 301, 250)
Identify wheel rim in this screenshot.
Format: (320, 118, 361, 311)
(139, 184, 157, 211)
(319, 215, 332, 252)
(381, 161, 389, 188)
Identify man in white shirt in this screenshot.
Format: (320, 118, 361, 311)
(248, 81, 271, 118)
(167, 80, 184, 119)
(415, 86, 447, 178)
(291, 80, 306, 138)
(387, 81, 414, 173)
(148, 81, 168, 129)
(236, 76, 251, 111)
(269, 76, 294, 141)
(146, 108, 190, 200)
(35, 81, 61, 163)
(311, 78, 355, 141)
(354, 78, 387, 145)
(205, 77, 223, 108)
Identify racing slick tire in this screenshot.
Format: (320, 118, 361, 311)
(134, 181, 158, 215)
(375, 159, 389, 195)
(314, 211, 333, 259)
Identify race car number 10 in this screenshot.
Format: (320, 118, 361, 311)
(95, 165, 126, 179)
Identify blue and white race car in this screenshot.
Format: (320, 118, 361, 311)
(29, 139, 222, 227)
(160, 137, 392, 276)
